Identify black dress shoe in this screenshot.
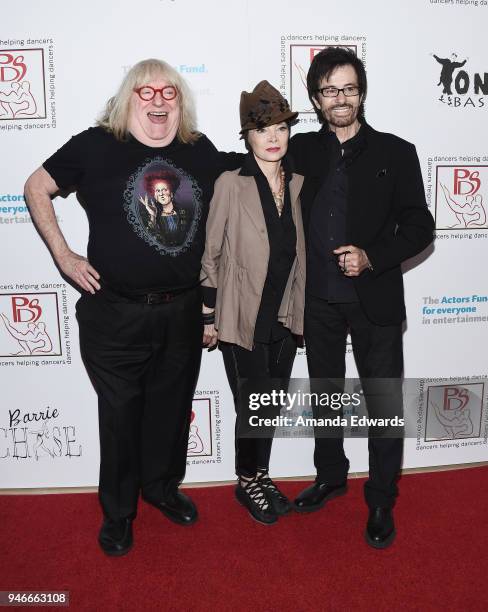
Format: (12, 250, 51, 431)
(144, 490, 198, 526)
(98, 518, 133, 556)
(365, 507, 396, 549)
(235, 480, 278, 525)
(294, 481, 347, 513)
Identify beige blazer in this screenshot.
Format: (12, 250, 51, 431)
(201, 168, 306, 350)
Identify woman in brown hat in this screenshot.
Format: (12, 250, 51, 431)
(201, 81, 305, 524)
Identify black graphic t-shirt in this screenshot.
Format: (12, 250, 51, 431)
(43, 127, 238, 292)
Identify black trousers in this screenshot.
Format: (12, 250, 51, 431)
(304, 295, 404, 509)
(76, 286, 202, 521)
(220, 332, 297, 478)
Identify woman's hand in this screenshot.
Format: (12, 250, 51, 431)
(203, 323, 218, 349)
(139, 195, 157, 226)
(202, 305, 218, 348)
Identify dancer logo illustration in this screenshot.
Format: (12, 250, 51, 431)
(425, 383, 484, 441)
(187, 398, 212, 457)
(431, 51, 487, 108)
(435, 165, 487, 229)
(0, 49, 46, 120)
(0, 293, 61, 357)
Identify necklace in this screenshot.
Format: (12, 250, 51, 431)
(271, 167, 286, 216)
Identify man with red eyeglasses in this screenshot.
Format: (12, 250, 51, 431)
(25, 59, 240, 556)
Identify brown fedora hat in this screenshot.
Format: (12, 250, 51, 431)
(239, 80, 298, 134)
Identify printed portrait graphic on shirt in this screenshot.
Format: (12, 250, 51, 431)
(124, 158, 202, 256)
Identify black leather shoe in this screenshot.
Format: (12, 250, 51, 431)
(235, 481, 278, 525)
(365, 507, 396, 549)
(294, 481, 347, 513)
(98, 518, 133, 556)
(144, 490, 198, 526)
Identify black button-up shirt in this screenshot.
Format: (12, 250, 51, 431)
(249, 154, 296, 343)
(307, 125, 366, 302)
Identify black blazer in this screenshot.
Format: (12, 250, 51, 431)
(290, 123, 434, 326)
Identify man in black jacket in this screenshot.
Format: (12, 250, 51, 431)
(290, 47, 434, 548)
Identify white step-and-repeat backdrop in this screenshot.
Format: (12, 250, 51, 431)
(1, 0, 487, 488)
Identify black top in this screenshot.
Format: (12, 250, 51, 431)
(307, 125, 366, 302)
(43, 127, 240, 293)
(244, 153, 296, 343)
(203, 153, 296, 344)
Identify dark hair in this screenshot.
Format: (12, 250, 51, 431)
(242, 119, 294, 152)
(144, 169, 180, 195)
(307, 47, 367, 123)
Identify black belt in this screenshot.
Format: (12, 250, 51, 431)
(100, 283, 199, 304)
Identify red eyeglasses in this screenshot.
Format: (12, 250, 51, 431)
(133, 85, 178, 101)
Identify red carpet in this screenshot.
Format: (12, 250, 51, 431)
(1, 467, 487, 612)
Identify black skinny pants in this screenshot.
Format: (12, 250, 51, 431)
(220, 332, 297, 478)
(305, 295, 404, 509)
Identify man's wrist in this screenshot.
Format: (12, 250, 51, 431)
(53, 245, 72, 263)
(364, 251, 374, 271)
